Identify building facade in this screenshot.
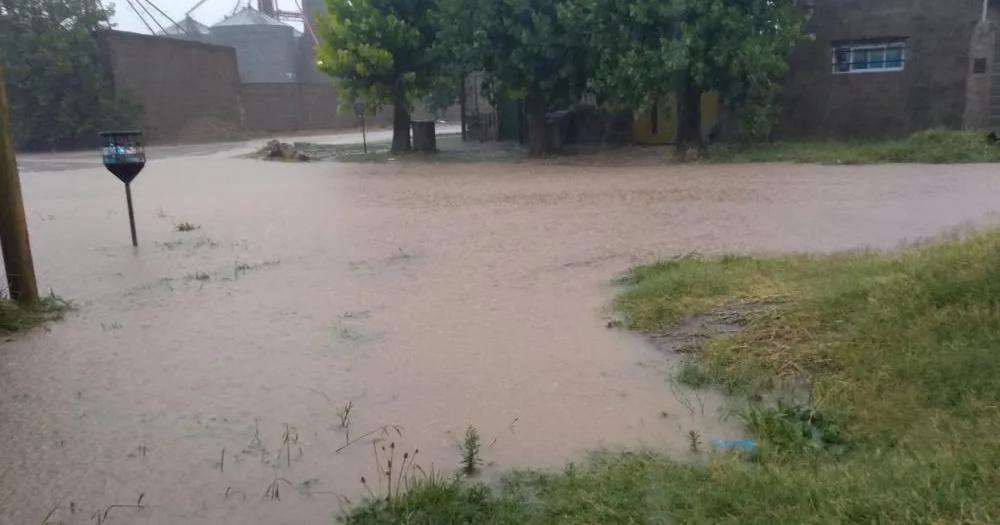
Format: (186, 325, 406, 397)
(778, 0, 996, 138)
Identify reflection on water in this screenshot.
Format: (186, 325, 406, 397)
(3, 143, 1000, 523)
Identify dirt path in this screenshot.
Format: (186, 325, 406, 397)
(3, 143, 1000, 524)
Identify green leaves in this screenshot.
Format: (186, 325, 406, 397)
(315, 0, 438, 110)
(578, 0, 804, 137)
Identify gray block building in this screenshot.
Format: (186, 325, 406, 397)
(778, 0, 1000, 138)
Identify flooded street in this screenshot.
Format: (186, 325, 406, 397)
(4, 137, 1000, 524)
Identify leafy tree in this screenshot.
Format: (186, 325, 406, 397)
(0, 0, 136, 150)
(580, 0, 803, 149)
(315, 0, 438, 153)
(469, 0, 589, 156)
(427, 0, 482, 137)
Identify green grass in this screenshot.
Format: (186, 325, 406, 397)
(706, 128, 1000, 164)
(0, 293, 70, 333)
(341, 229, 1000, 524)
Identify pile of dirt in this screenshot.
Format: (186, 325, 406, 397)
(257, 139, 311, 161)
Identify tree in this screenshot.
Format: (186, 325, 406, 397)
(0, 0, 136, 150)
(581, 0, 803, 150)
(428, 0, 482, 140)
(470, 0, 589, 156)
(315, 0, 438, 153)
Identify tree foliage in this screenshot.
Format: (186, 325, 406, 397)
(579, 0, 803, 145)
(315, 0, 438, 152)
(0, 0, 136, 150)
(469, 0, 589, 155)
(442, 0, 802, 151)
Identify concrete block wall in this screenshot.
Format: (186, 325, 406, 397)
(962, 20, 997, 130)
(778, 0, 983, 139)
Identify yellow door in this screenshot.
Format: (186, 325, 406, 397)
(633, 94, 677, 145)
(633, 92, 719, 145)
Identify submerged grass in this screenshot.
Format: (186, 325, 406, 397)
(706, 128, 1000, 164)
(0, 294, 70, 334)
(341, 229, 1000, 524)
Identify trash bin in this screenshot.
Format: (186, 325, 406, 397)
(411, 121, 437, 152)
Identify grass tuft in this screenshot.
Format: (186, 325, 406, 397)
(459, 426, 482, 476)
(0, 293, 71, 333)
(175, 221, 200, 232)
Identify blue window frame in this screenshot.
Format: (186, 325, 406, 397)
(833, 40, 906, 73)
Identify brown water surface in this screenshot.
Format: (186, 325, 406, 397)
(4, 139, 1000, 524)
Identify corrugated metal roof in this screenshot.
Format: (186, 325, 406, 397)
(159, 17, 210, 35)
(212, 7, 289, 27)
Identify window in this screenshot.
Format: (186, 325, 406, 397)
(832, 40, 906, 73)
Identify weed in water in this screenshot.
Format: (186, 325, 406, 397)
(193, 237, 219, 249)
(156, 240, 184, 250)
(280, 423, 300, 468)
(90, 494, 145, 524)
(365, 441, 422, 505)
(233, 259, 252, 279)
(186, 272, 210, 282)
(687, 430, 703, 453)
(0, 292, 70, 334)
(224, 486, 247, 502)
(263, 478, 293, 501)
(175, 221, 200, 232)
(335, 424, 404, 453)
(460, 425, 482, 476)
(337, 400, 354, 444)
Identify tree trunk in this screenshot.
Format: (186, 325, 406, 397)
(459, 74, 467, 141)
(391, 101, 411, 154)
(677, 74, 703, 154)
(526, 95, 547, 157)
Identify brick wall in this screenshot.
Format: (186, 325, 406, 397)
(240, 83, 400, 132)
(777, 0, 982, 139)
(96, 30, 243, 144)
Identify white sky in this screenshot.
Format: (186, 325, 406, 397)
(109, 0, 304, 34)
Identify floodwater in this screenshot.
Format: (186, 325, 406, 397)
(4, 135, 1000, 524)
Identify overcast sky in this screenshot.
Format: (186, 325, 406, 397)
(109, 0, 304, 33)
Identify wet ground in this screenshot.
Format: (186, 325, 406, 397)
(4, 133, 1000, 524)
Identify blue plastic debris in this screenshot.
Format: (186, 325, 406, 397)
(711, 439, 757, 451)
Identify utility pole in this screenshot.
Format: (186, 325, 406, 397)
(0, 64, 40, 304)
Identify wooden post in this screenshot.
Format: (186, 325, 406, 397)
(0, 64, 39, 304)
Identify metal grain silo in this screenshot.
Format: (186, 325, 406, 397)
(210, 7, 298, 83)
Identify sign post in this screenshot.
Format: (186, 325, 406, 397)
(99, 130, 146, 247)
(0, 64, 39, 304)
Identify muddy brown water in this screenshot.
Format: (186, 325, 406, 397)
(4, 138, 1000, 524)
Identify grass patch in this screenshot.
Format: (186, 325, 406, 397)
(0, 293, 70, 333)
(342, 229, 1000, 524)
(676, 361, 712, 388)
(706, 128, 1000, 164)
